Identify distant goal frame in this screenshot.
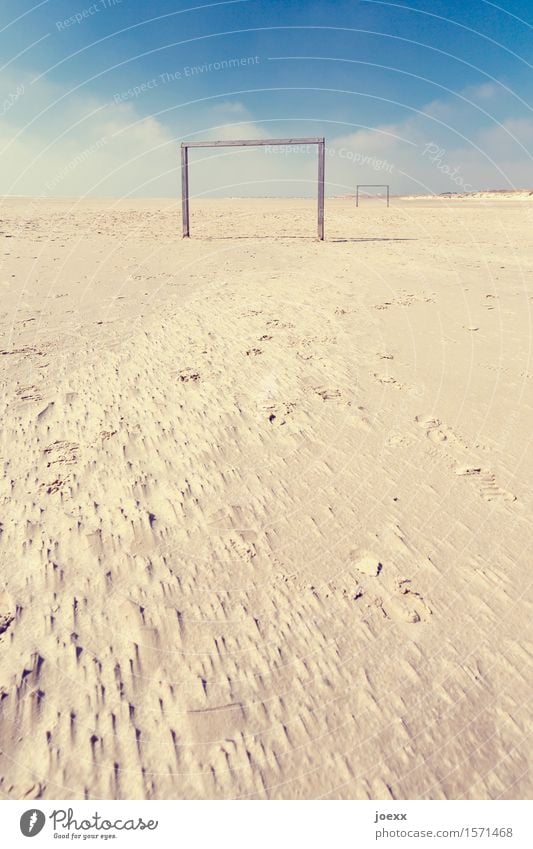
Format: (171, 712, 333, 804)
(356, 184, 390, 207)
(180, 137, 326, 239)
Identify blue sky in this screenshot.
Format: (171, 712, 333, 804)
(1, 0, 532, 196)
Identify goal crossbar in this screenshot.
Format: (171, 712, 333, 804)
(180, 137, 325, 239)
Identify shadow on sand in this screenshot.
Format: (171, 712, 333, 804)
(199, 236, 418, 242)
(330, 238, 418, 243)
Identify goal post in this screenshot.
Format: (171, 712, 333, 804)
(356, 184, 390, 207)
(180, 137, 326, 239)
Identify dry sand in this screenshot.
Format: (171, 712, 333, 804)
(0, 196, 532, 800)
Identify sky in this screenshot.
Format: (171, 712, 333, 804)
(0, 0, 532, 197)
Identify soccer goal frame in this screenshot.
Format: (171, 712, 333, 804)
(356, 184, 390, 207)
(180, 137, 326, 239)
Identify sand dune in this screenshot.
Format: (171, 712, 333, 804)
(403, 190, 533, 201)
(0, 196, 531, 799)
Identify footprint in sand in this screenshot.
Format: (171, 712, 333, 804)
(416, 417, 515, 503)
(44, 440, 79, 467)
(415, 414, 468, 447)
(266, 318, 294, 330)
(378, 579, 432, 624)
(41, 477, 69, 495)
(374, 373, 403, 390)
(297, 350, 315, 361)
(455, 466, 516, 502)
(351, 406, 373, 432)
(16, 385, 43, 402)
(415, 414, 450, 443)
(259, 400, 296, 425)
(227, 534, 257, 562)
(352, 554, 431, 624)
(314, 386, 342, 401)
(0, 590, 15, 635)
(354, 554, 382, 577)
(387, 432, 413, 447)
(178, 367, 200, 382)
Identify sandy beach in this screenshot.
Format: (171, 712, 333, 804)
(0, 195, 531, 800)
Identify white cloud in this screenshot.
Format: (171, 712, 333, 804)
(0, 69, 531, 198)
(0, 70, 175, 197)
(209, 101, 249, 115)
